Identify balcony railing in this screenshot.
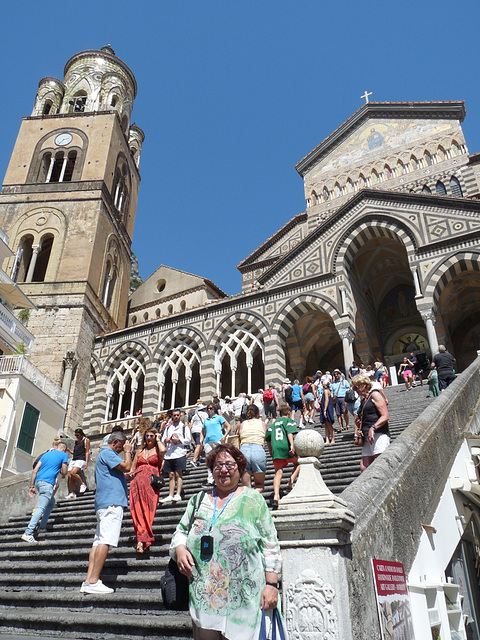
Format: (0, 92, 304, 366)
(0, 355, 68, 409)
(0, 303, 34, 352)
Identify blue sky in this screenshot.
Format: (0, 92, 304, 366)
(0, 1, 479, 294)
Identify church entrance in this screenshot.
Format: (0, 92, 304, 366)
(348, 232, 427, 368)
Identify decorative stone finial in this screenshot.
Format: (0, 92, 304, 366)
(294, 428, 325, 458)
(101, 45, 115, 56)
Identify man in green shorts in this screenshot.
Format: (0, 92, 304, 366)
(266, 404, 300, 508)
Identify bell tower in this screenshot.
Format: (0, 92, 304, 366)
(0, 45, 145, 431)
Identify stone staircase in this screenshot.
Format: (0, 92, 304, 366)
(0, 383, 436, 639)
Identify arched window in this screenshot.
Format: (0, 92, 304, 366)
(436, 180, 447, 195)
(384, 165, 393, 179)
(158, 337, 202, 409)
(69, 90, 87, 113)
(359, 174, 366, 188)
(311, 191, 317, 205)
(450, 176, 463, 197)
(168, 304, 173, 314)
(410, 155, 418, 171)
(111, 95, 118, 108)
(101, 251, 118, 310)
(215, 322, 265, 397)
(112, 162, 130, 219)
(43, 100, 53, 115)
(334, 183, 341, 197)
(143, 312, 149, 321)
(41, 150, 77, 184)
(371, 170, 379, 184)
(422, 185, 432, 194)
(437, 146, 446, 162)
(18, 234, 54, 283)
(451, 141, 462, 156)
(155, 308, 161, 318)
(106, 354, 145, 420)
(397, 160, 405, 175)
(180, 300, 186, 311)
(424, 151, 433, 166)
(346, 179, 354, 193)
(131, 315, 137, 324)
(322, 187, 329, 202)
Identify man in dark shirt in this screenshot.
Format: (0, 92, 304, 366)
(433, 345, 456, 391)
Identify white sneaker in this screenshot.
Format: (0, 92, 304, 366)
(21, 533, 37, 543)
(65, 493, 76, 499)
(80, 581, 90, 593)
(79, 484, 87, 494)
(83, 580, 114, 594)
(160, 495, 173, 504)
(172, 494, 182, 502)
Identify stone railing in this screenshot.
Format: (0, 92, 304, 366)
(0, 355, 68, 409)
(0, 302, 34, 351)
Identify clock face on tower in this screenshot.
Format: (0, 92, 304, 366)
(55, 133, 73, 146)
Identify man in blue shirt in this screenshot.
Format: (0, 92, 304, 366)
(21, 441, 68, 543)
(331, 369, 350, 431)
(81, 431, 132, 595)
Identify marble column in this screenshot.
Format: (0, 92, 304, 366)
(338, 328, 355, 374)
(25, 245, 41, 283)
(273, 430, 355, 640)
(421, 310, 439, 356)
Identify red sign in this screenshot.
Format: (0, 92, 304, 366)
(372, 559, 408, 596)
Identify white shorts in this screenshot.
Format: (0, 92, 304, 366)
(68, 459, 87, 472)
(362, 432, 390, 458)
(93, 505, 124, 547)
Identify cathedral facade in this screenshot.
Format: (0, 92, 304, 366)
(0, 47, 479, 434)
(86, 100, 480, 430)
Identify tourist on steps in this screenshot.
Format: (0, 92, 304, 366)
(21, 441, 68, 544)
(81, 431, 132, 594)
(352, 373, 390, 473)
(66, 428, 90, 498)
(127, 426, 166, 554)
(171, 443, 281, 640)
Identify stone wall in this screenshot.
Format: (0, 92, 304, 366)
(342, 356, 480, 640)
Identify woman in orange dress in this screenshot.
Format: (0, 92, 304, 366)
(128, 427, 166, 553)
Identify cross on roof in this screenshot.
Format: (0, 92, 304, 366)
(361, 90, 372, 104)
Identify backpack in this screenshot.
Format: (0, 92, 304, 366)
(240, 400, 249, 420)
(345, 387, 356, 403)
(284, 386, 293, 403)
(302, 383, 311, 394)
(263, 388, 274, 402)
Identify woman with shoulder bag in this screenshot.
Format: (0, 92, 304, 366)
(127, 426, 166, 553)
(352, 373, 390, 472)
(171, 443, 282, 640)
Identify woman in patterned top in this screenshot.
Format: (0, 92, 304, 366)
(171, 443, 281, 640)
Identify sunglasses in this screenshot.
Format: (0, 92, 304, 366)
(145, 434, 156, 439)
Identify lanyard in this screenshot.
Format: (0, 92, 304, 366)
(209, 487, 237, 531)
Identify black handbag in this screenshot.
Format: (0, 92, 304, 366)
(150, 474, 164, 490)
(160, 491, 206, 610)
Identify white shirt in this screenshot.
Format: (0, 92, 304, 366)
(162, 422, 191, 459)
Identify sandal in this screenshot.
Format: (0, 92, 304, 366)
(136, 542, 144, 554)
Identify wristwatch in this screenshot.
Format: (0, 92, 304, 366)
(266, 581, 279, 589)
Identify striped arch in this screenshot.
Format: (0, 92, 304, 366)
(209, 311, 269, 397)
(102, 340, 152, 377)
(273, 294, 341, 343)
(152, 327, 206, 410)
(210, 310, 270, 346)
(152, 326, 207, 362)
(333, 217, 417, 275)
(424, 252, 480, 307)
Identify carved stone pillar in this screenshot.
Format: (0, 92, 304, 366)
(338, 327, 355, 374)
(421, 309, 439, 356)
(62, 350, 78, 396)
(273, 430, 355, 640)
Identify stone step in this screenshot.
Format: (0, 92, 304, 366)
(0, 383, 438, 639)
(0, 607, 191, 640)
